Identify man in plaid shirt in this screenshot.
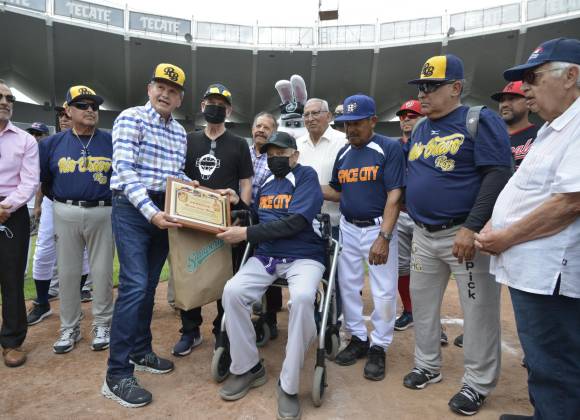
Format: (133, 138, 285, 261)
(249, 112, 277, 202)
(102, 63, 190, 408)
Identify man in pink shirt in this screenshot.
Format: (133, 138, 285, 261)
(0, 79, 39, 368)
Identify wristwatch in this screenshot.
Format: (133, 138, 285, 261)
(379, 231, 393, 241)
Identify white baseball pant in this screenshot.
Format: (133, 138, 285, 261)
(338, 216, 399, 349)
(222, 256, 324, 395)
(32, 197, 89, 283)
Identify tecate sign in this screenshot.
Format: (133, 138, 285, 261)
(54, 0, 124, 28)
(4, 0, 46, 12)
(129, 11, 190, 36)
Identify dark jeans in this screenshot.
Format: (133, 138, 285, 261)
(0, 206, 29, 349)
(510, 285, 580, 420)
(107, 193, 169, 378)
(180, 243, 245, 336)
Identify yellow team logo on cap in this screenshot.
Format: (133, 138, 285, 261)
(208, 86, 231, 98)
(70, 85, 97, 98)
(420, 56, 447, 80)
(154, 63, 186, 88)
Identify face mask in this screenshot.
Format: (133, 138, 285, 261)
(267, 156, 292, 178)
(203, 104, 227, 124)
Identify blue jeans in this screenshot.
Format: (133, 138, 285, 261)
(107, 193, 169, 378)
(509, 286, 580, 420)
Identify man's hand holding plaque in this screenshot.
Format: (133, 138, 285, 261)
(164, 177, 231, 234)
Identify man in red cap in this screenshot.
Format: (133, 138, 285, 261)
(393, 100, 421, 331)
(491, 81, 538, 170)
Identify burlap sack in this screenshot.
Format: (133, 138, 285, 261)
(168, 228, 233, 311)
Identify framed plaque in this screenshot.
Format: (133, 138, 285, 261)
(165, 177, 231, 234)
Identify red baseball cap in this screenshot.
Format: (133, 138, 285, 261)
(396, 99, 423, 116)
(490, 81, 525, 102)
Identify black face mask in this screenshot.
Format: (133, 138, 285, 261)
(203, 104, 227, 124)
(267, 156, 292, 178)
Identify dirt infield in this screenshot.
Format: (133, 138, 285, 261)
(1, 280, 533, 420)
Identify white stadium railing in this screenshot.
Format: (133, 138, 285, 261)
(2, 0, 579, 49)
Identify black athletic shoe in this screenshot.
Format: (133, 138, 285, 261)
(454, 334, 464, 348)
(440, 329, 449, 345)
(27, 303, 52, 325)
(129, 352, 174, 374)
(363, 345, 386, 381)
(403, 367, 442, 389)
(101, 375, 152, 408)
(394, 312, 413, 331)
(335, 336, 369, 366)
(448, 384, 486, 416)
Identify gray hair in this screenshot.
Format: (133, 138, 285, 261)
(252, 111, 278, 129)
(0, 79, 7, 87)
(549, 61, 580, 88)
(305, 98, 330, 112)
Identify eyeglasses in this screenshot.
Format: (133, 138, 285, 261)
(417, 80, 456, 94)
(71, 102, 99, 111)
(399, 113, 421, 121)
(303, 110, 327, 119)
(522, 67, 564, 85)
(0, 94, 16, 103)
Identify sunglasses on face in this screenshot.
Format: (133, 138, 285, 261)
(399, 113, 421, 121)
(0, 94, 16, 103)
(522, 67, 563, 86)
(417, 80, 456, 94)
(71, 102, 99, 111)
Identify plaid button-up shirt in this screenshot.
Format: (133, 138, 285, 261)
(110, 101, 189, 221)
(249, 144, 270, 203)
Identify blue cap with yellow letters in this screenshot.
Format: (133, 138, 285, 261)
(152, 63, 186, 90)
(408, 54, 464, 84)
(334, 94, 376, 122)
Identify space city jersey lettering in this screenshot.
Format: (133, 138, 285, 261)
(254, 165, 325, 265)
(329, 134, 406, 220)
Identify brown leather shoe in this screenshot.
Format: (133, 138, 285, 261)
(2, 347, 27, 367)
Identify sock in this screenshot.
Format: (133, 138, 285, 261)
(34, 279, 51, 306)
(80, 274, 88, 291)
(250, 361, 262, 373)
(398, 275, 412, 313)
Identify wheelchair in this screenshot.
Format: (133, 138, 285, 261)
(210, 211, 341, 407)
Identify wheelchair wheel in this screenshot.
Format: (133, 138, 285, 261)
(311, 366, 327, 407)
(254, 318, 271, 348)
(325, 331, 340, 361)
(211, 346, 231, 383)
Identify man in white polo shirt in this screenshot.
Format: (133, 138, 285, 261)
(475, 37, 580, 420)
(298, 98, 346, 234)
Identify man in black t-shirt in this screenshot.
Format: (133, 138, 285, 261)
(172, 83, 254, 357)
(491, 81, 539, 170)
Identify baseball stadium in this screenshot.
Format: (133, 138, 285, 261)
(1, 0, 580, 419)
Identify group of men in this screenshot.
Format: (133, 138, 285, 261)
(0, 36, 579, 420)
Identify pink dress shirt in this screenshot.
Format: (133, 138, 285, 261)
(0, 120, 39, 212)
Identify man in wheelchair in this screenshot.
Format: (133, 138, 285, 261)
(216, 131, 325, 420)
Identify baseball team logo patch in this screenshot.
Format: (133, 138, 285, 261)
(347, 102, 358, 113)
(163, 66, 179, 82)
(422, 62, 435, 77)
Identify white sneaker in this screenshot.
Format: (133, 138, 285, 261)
(91, 326, 110, 351)
(53, 327, 81, 354)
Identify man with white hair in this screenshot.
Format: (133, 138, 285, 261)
(476, 37, 580, 420)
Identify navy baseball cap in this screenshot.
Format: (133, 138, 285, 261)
(334, 94, 376, 122)
(26, 122, 49, 135)
(504, 37, 580, 81)
(203, 83, 232, 105)
(408, 54, 464, 84)
(260, 131, 297, 153)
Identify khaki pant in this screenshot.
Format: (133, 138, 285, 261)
(410, 224, 501, 396)
(53, 202, 114, 330)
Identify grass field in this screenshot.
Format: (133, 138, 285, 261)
(23, 235, 170, 301)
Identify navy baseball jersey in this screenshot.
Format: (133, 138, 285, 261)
(406, 106, 511, 225)
(329, 134, 406, 220)
(254, 164, 325, 265)
(39, 129, 113, 201)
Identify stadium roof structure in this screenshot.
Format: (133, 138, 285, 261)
(1, 0, 579, 135)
